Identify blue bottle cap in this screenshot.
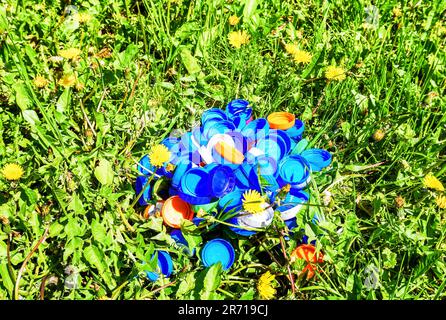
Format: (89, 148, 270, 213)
(269, 129, 292, 155)
(233, 166, 251, 190)
(254, 136, 287, 163)
(277, 155, 311, 188)
(178, 167, 213, 205)
(284, 217, 298, 230)
(284, 119, 304, 139)
(289, 138, 297, 153)
(192, 127, 209, 148)
(171, 158, 193, 189)
(201, 239, 235, 271)
(256, 155, 279, 177)
(227, 131, 249, 155)
(236, 164, 262, 192)
(161, 136, 181, 150)
(218, 189, 245, 213)
(241, 118, 270, 142)
(180, 131, 200, 154)
(207, 165, 235, 198)
(202, 120, 235, 140)
(201, 108, 228, 124)
(145, 250, 173, 281)
(137, 154, 156, 176)
(226, 99, 250, 116)
(300, 148, 332, 172)
(183, 149, 202, 166)
(227, 216, 257, 236)
(135, 175, 151, 206)
(167, 143, 183, 165)
(169, 186, 178, 196)
(232, 115, 248, 130)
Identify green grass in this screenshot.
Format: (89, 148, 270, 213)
(0, 0, 445, 300)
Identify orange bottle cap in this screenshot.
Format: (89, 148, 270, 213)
(267, 112, 296, 130)
(161, 196, 193, 228)
(214, 140, 245, 164)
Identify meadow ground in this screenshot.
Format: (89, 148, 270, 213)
(0, 0, 445, 300)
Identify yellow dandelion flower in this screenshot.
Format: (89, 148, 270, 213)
(392, 6, 402, 18)
(58, 74, 77, 88)
(148, 145, 171, 167)
(242, 190, 265, 214)
(75, 12, 92, 23)
(293, 50, 312, 64)
(436, 195, 446, 209)
(33, 75, 48, 88)
(423, 173, 444, 192)
(228, 30, 250, 48)
(325, 65, 346, 81)
(1, 163, 24, 181)
(257, 271, 276, 300)
(228, 15, 240, 26)
(58, 48, 82, 61)
(285, 43, 299, 55)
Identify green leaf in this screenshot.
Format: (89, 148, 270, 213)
(49, 222, 64, 238)
(15, 83, 32, 111)
(68, 193, 86, 215)
(22, 110, 40, 128)
(176, 271, 196, 298)
(114, 44, 139, 69)
(84, 245, 117, 289)
(83, 245, 107, 274)
(65, 217, 84, 238)
(200, 263, 222, 300)
(56, 88, 71, 113)
(240, 288, 255, 300)
(0, 263, 13, 296)
(346, 273, 355, 292)
(180, 47, 201, 74)
(63, 237, 84, 261)
(146, 216, 164, 232)
(181, 220, 202, 252)
(91, 219, 107, 244)
(94, 159, 114, 185)
(243, 0, 259, 21)
(22, 186, 38, 205)
(382, 248, 397, 269)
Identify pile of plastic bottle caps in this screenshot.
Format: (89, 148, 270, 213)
(135, 99, 332, 281)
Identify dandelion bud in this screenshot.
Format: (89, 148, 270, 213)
(395, 195, 405, 208)
(372, 129, 385, 142)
